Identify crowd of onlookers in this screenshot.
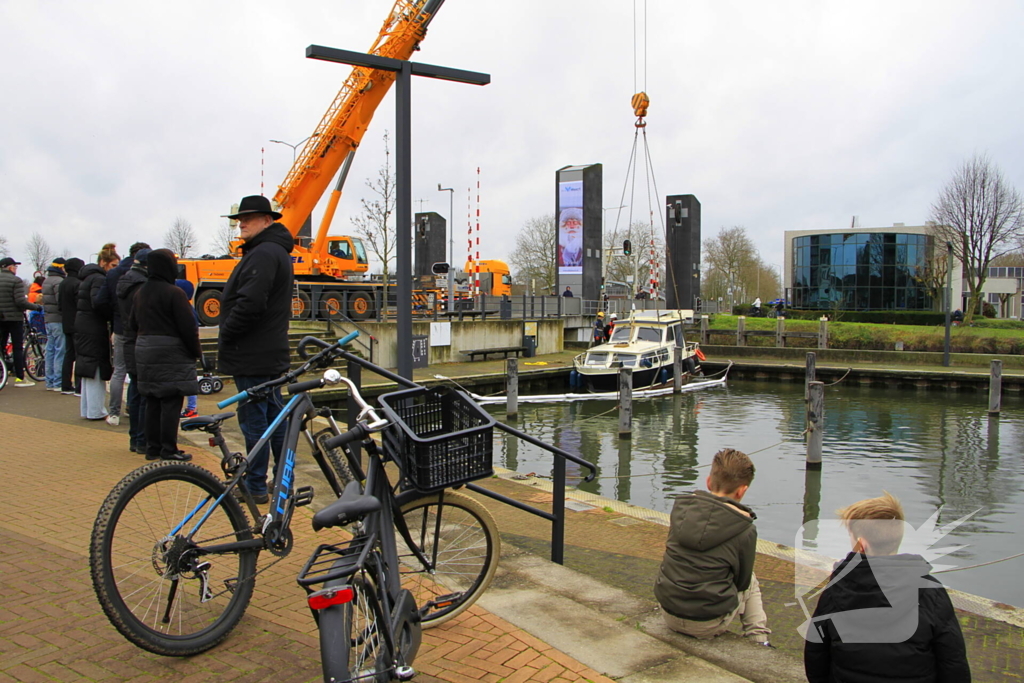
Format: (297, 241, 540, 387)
(1, 242, 203, 461)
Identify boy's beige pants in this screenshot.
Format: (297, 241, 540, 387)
(662, 573, 771, 644)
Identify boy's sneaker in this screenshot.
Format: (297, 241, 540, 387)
(180, 409, 198, 419)
(61, 390, 76, 395)
(47, 386, 61, 392)
(105, 414, 120, 426)
(13, 378, 35, 387)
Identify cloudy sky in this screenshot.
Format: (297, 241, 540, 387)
(2, 0, 1022, 273)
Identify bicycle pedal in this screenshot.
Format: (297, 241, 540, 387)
(294, 486, 315, 507)
(425, 592, 462, 609)
(394, 666, 416, 681)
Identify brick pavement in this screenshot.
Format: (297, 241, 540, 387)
(0, 401, 614, 683)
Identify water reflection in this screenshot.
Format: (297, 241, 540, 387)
(488, 382, 1024, 606)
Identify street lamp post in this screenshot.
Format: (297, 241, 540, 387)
(602, 204, 628, 291)
(269, 135, 315, 163)
(943, 242, 953, 367)
(438, 184, 455, 311)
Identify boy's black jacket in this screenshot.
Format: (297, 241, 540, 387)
(654, 490, 757, 620)
(804, 552, 971, 683)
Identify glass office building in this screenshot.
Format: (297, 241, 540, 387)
(791, 232, 933, 310)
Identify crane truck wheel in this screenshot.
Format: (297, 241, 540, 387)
(348, 292, 373, 320)
(318, 291, 345, 320)
(196, 290, 223, 327)
(291, 291, 312, 319)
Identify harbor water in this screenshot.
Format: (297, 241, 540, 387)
(487, 380, 1024, 607)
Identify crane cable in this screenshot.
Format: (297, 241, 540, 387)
(612, 0, 676, 304)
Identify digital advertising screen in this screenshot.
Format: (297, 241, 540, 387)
(557, 180, 584, 274)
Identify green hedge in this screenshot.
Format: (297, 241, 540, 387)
(731, 308, 949, 325)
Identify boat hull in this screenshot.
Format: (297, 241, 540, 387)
(580, 364, 682, 393)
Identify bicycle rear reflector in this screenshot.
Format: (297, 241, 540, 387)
(307, 586, 354, 610)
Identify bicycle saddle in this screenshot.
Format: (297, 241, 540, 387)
(312, 481, 382, 531)
(181, 412, 236, 432)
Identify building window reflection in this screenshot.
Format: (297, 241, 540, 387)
(791, 232, 933, 310)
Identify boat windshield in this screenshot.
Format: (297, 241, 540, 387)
(636, 326, 663, 343)
(610, 326, 631, 342)
(613, 353, 637, 367)
(585, 352, 608, 366)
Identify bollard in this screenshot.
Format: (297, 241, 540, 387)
(618, 367, 632, 437)
(989, 359, 1002, 415)
(776, 315, 786, 348)
(805, 352, 816, 400)
(737, 316, 746, 347)
(673, 346, 683, 393)
(700, 314, 709, 346)
(819, 316, 829, 349)
(506, 358, 518, 418)
(806, 380, 824, 469)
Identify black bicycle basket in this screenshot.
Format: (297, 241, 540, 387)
(378, 386, 494, 492)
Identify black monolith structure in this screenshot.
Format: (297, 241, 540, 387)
(414, 212, 447, 279)
(665, 194, 701, 310)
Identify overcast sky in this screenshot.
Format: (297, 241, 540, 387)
(2, 0, 1022, 274)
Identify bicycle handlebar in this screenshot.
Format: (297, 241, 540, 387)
(217, 390, 248, 409)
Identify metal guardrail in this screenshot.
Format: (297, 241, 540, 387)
(334, 348, 597, 565)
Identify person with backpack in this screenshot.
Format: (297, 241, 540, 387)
(57, 258, 85, 395)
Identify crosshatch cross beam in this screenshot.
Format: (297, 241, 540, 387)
(307, 45, 490, 379)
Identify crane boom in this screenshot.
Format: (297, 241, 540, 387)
(273, 0, 445, 236)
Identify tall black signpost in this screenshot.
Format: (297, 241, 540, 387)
(306, 45, 489, 379)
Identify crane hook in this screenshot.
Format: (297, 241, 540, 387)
(631, 91, 649, 128)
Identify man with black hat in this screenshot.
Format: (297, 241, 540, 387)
(218, 195, 295, 504)
(41, 257, 68, 390)
(0, 257, 44, 387)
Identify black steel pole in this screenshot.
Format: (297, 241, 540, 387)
(943, 241, 953, 367)
(396, 62, 413, 379)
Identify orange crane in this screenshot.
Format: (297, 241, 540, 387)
(181, 0, 446, 324)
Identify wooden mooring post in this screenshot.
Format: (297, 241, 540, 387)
(805, 352, 816, 400)
(618, 367, 632, 437)
(819, 316, 829, 349)
(989, 359, 1002, 415)
(700, 314, 709, 346)
(673, 346, 683, 393)
(736, 316, 746, 347)
(506, 358, 518, 418)
(776, 316, 786, 348)
(806, 380, 824, 469)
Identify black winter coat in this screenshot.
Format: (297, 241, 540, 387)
(0, 270, 41, 321)
(117, 266, 147, 375)
(804, 552, 971, 683)
(58, 269, 82, 335)
(131, 250, 201, 398)
(654, 490, 758, 620)
(217, 223, 294, 377)
(42, 268, 65, 325)
(74, 264, 113, 381)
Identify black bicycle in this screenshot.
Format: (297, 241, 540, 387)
(0, 314, 45, 390)
(89, 332, 500, 673)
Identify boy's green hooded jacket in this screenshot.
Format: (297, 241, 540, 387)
(654, 490, 757, 620)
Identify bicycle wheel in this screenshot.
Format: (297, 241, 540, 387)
(0, 354, 8, 391)
(314, 427, 357, 488)
(91, 461, 257, 656)
(318, 573, 392, 683)
(396, 490, 500, 627)
(24, 339, 44, 382)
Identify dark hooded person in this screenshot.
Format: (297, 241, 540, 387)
(58, 257, 85, 394)
(117, 248, 151, 454)
(130, 249, 200, 461)
(217, 195, 295, 505)
(41, 258, 67, 390)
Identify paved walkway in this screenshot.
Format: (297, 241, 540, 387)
(0, 388, 615, 683)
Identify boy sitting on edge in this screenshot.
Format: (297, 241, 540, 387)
(804, 492, 970, 682)
(654, 448, 771, 645)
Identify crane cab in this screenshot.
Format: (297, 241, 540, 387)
(321, 237, 369, 275)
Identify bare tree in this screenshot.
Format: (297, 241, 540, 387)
(931, 154, 1024, 322)
(0, 234, 8, 257)
(210, 220, 239, 257)
(165, 217, 198, 258)
(25, 232, 53, 275)
(702, 226, 760, 308)
(509, 214, 556, 293)
(352, 131, 397, 304)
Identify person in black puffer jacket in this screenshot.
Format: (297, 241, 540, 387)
(41, 258, 67, 390)
(117, 248, 151, 454)
(804, 492, 970, 683)
(75, 244, 120, 419)
(217, 195, 294, 503)
(131, 249, 200, 461)
(58, 257, 85, 394)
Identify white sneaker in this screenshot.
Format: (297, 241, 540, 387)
(48, 386, 61, 392)
(105, 414, 120, 426)
(13, 378, 35, 387)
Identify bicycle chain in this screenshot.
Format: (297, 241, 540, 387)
(185, 523, 290, 601)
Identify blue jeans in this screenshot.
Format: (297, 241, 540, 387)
(234, 375, 287, 496)
(45, 322, 66, 388)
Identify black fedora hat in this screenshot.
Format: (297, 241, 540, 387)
(222, 195, 282, 220)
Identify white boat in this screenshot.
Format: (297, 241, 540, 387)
(571, 309, 705, 392)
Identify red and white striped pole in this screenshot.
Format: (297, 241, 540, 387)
(474, 167, 481, 297)
(648, 222, 658, 298)
(261, 147, 265, 195)
(466, 188, 473, 298)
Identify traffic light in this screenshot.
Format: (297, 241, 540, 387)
(623, 239, 632, 255)
(431, 262, 450, 274)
